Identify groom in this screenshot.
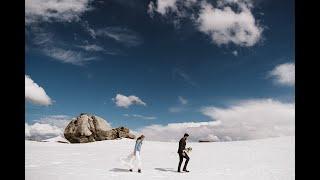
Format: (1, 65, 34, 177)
(177, 133, 190, 173)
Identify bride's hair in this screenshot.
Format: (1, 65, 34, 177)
(137, 135, 145, 140)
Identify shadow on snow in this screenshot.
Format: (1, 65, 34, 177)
(109, 168, 131, 172)
(154, 168, 177, 173)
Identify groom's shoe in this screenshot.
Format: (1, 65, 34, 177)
(129, 169, 133, 172)
(138, 169, 141, 173)
(183, 169, 190, 172)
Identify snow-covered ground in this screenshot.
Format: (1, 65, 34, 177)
(26, 136, 294, 180)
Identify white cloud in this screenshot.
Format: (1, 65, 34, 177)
(77, 44, 119, 55)
(33, 115, 72, 129)
(140, 99, 294, 142)
(28, 25, 120, 66)
(96, 27, 143, 47)
(147, 1, 156, 17)
(196, 0, 262, 46)
(42, 47, 97, 65)
(77, 44, 104, 52)
(201, 99, 295, 140)
(25, 0, 92, 24)
(25, 123, 63, 141)
(269, 62, 295, 86)
(81, 21, 97, 38)
(206, 134, 220, 141)
(25, 114, 113, 141)
(80, 21, 143, 48)
(123, 114, 157, 120)
(31, 30, 54, 46)
(129, 129, 140, 137)
(149, 0, 263, 46)
(113, 94, 146, 108)
(25, 115, 71, 141)
(30, 28, 98, 65)
(140, 121, 221, 142)
(25, 75, 52, 106)
(148, 0, 197, 16)
(178, 96, 188, 105)
(150, 0, 178, 15)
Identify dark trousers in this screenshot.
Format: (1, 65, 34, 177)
(178, 152, 189, 171)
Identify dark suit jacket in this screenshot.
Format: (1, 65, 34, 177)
(177, 138, 186, 153)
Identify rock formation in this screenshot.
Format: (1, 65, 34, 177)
(64, 113, 136, 143)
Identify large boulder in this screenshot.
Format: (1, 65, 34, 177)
(64, 113, 136, 143)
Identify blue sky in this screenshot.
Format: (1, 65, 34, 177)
(25, 0, 294, 134)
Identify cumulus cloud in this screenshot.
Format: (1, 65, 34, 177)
(148, 0, 263, 46)
(33, 115, 72, 129)
(25, 114, 113, 141)
(113, 94, 146, 108)
(25, 0, 92, 24)
(196, 0, 262, 46)
(96, 27, 143, 47)
(25, 75, 52, 106)
(148, 0, 197, 16)
(25, 123, 63, 141)
(149, 0, 178, 15)
(26, 116, 69, 141)
(123, 114, 157, 120)
(140, 99, 294, 142)
(140, 121, 221, 142)
(269, 62, 295, 86)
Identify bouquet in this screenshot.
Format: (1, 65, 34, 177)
(184, 147, 192, 154)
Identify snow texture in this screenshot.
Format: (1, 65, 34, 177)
(26, 136, 294, 180)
